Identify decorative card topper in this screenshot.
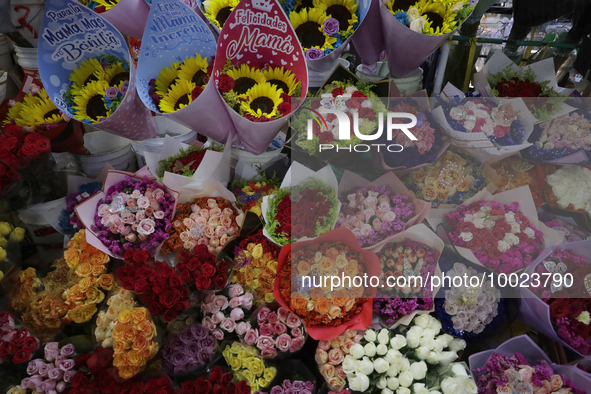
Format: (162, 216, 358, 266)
(38, 0, 157, 140)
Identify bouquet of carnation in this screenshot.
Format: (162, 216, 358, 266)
(18, 342, 77, 394)
(263, 162, 340, 245)
(94, 286, 137, 348)
(180, 366, 252, 394)
(521, 102, 591, 164)
(544, 166, 591, 225)
(222, 342, 277, 393)
(490, 156, 550, 208)
(538, 210, 591, 243)
(342, 316, 470, 394)
(373, 226, 442, 327)
(162, 196, 242, 255)
(201, 284, 254, 340)
(232, 229, 281, 306)
(470, 335, 589, 394)
(474, 52, 573, 122)
(446, 199, 545, 274)
(117, 249, 190, 322)
(177, 244, 232, 291)
(0, 312, 39, 365)
(316, 329, 363, 392)
(76, 169, 178, 258)
(111, 307, 159, 379)
(257, 379, 314, 394)
(59, 182, 102, 234)
(161, 323, 217, 376)
(240, 305, 307, 360)
(401, 149, 489, 208)
(7, 267, 42, 314)
(231, 175, 281, 218)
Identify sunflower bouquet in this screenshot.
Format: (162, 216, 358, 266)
(63, 55, 130, 124)
(386, 0, 473, 35)
(201, 0, 240, 30)
(3, 88, 66, 133)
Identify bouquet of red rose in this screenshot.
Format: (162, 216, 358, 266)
(117, 250, 190, 322)
(69, 346, 134, 394)
(181, 366, 251, 394)
(0, 312, 39, 364)
(176, 245, 232, 291)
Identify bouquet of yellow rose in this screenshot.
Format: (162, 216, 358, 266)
(231, 175, 281, 218)
(222, 342, 277, 393)
(112, 307, 159, 379)
(95, 286, 137, 349)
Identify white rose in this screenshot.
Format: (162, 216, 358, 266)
(420, 337, 436, 351)
(409, 17, 426, 33)
(416, 347, 430, 360)
(364, 342, 377, 357)
(414, 314, 431, 329)
(374, 357, 390, 374)
(504, 233, 520, 246)
(463, 377, 478, 394)
(426, 351, 440, 364)
(433, 338, 447, 353)
(459, 232, 473, 242)
(356, 357, 374, 375)
(364, 329, 377, 342)
(422, 328, 438, 341)
(398, 371, 413, 387)
(387, 364, 399, 377)
(449, 339, 466, 352)
(342, 356, 358, 374)
(497, 240, 511, 253)
(376, 377, 388, 390)
(387, 377, 399, 390)
(413, 383, 430, 394)
(441, 377, 461, 394)
(396, 389, 411, 394)
(377, 344, 388, 355)
(399, 358, 410, 372)
(406, 7, 420, 22)
(386, 349, 403, 365)
(504, 212, 515, 223)
(428, 317, 442, 332)
(406, 332, 421, 348)
(437, 334, 454, 347)
(438, 351, 459, 365)
(378, 329, 390, 344)
(523, 227, 535, 238)
(349, 373, 370, 392)
(430, 391, 442, 394)
(390, 335, 407, 350)
(350, 343, 365, 359)
(472, 218, 485, 229)
(451, 363, 468, 377)
(409, 361, 427, 380)
(510, 222, 521, 233)
(382, 390, 394, 394)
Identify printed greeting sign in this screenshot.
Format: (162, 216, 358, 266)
(38, 0, 157, 140)
(137, 0, 235, 143)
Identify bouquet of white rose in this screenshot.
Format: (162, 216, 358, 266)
(342, 315, 475, 394)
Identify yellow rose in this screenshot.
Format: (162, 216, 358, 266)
(231, 342, 243, 354)
(76, 262, 93, 277)
(250, 206, 262, 216)
(241, 370, 255, 384)
(91, 264, 106, 276)
(251, 244, 264, 260)
(0, 222, 11, 236)
(118, 366, 138, 380)
(78, 277, 93, 292)
(238, 350, 249, 359)
(222, 347, 231, 360)
(127, 350, 145, 367)
(250, 357, 265, 376)
(264, 292, 275, 303)
(65, 304, 97, 323)
(0, 247, 6, 262)
(422, 185, 437, 201)
(131, 307, 148, 324)
(7, 386, 27, 394)
(230, 357, 242, 370)
(9, 228, 25, 242)
(0, 237, 7, 247)
(266, 260, 278, 271)
(263, 367, 276, 381)
(98, 274, 115, 291)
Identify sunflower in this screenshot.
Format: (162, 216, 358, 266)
(290, 8, 337, 51)
(159, 79, 196, 114)
(313, 0, 358, 32)
(387, 0, 420, 13)
(92, 0, 119, 11)
(226, 64, 266, 95)
(105, 62, 130, 88)
(416, 0, 457, 34)
(178, 55, 209, 87)
(262, 67, 299, 96)
(240, 82, 283, 119)
(4, 101, 25, 125)
(72, 80, 111, 123)
(203, 0, 240, 29)
(20, 91, 64, 127)
(155, 62, 180, 97)
(70, 58, 106, 88)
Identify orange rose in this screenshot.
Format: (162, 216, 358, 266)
(141, 344, 157, 360)
(456, 179, 471, 192)
(113, 353, 127, 367)
(76, 262, 93, 278)
(437, 192, 449, 201)
(118, 366, 137, 380)
(290, 297, 308, 311)
(422, 186, 437, 201)
(263, 252, 275, 263)
(137, 320, 155, 340)
(132, 335, 149, 352)
(98, 274, 115, 291)
(90, 252, 108, 266)
(318, 257, 336, 272)
(91, 264, 106, 276)
(344, 260, 358, 276)
(127, 350, 145, 367)
(413, 168, 427, 183)
(113, 340, 129, 353)
(113, 324, 126, 341)
(314, 298, 331, 315)
(124, 325, 138, 342)
(325, 248, 339, 260)
(118, 309, 133, 323)
(78, 277, 93, 293)
(64, 249, 80, 268)
(131, 308, 148, 324)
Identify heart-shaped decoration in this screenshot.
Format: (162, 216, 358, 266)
(293, 54, 298, 61)
(247, 61, 251, 64)
(272, 51, 277, 55)
(236, 54, 244, 60)
(256, 54, 263, 59)
(270, 60, 273, 63)
(281, 59, 287, 65)
(224, 34, 228, 39)
(290, 62, 293, 66)
(109, 195, 125, 213)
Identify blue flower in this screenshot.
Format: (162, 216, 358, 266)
(395, 12, 408, 26)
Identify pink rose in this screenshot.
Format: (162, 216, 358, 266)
(202, 317, 215, 331)
(267, 312, 278, 323)
(286, 313, 301, 328)
(221, 217, 233, 228)
(127, 199, 137, 208)
(319, 364, 336, 378)
(235, 321, 251, 336)
(221, 318, 236, 333)
(550, 375, 563, 391)
(315, 349, 328, 364)
(109, 225, 120, 234)
(261, 347, 278, 359)
(518, 367, 534, 384)
(336, 365, 346, 379)
(179, 231, 191, 243)
(318, 340, 331, 351)
(278, 307, 290, 322)
(212, 328, 224, 340)
(364, 196, 378, 208)
(214, 226, 228, 237)
(207, 199, 217, 209)
(111, 215, 123, 227)
(211, 313, 222, 325)
(198, 238, 209, 245)
(150, 199, 160, 210)
(372, 217, 382, 232)
(220, 234, 229, 246)
(228, 284, 244, 298)
(145, 188, 153, 199)
(191, 205, 201, 214)
(353, 334, 363, 343)
(257, 307, 271, 323)
(230, 308, 244, 321)
(360, 224, 372, 236)
(137, 196, 150, 209)
(97, 204, 110, 217)
(125, 233, 137, 242)
(119, 226, 131, 236)
(183, 218, 195, 229)
(122, 212, 135, 224)
(210, 207, 222, 218)
(154, 211, 165, 220)
(201, 303, 213, 315)
(259, 323, 274, 337)
(222, 207, 234, 217)
(136, 210, 147, 221)
(289, 337, 305, 352)
(137, 219, 156, 235)
(202, 226, 215, 238)
(210, 236, 220, 247)
(275, 333, 291, 352)
(341, 339, 355, 353)
(208, 216, 220, 226)
(153, 189, 165, 200)
(204, 293, 215, 304)
(240, 293, 253, 310)
(139, 233, 148, 242)
(244, 329, 259, 345)
(378, 194, 390, 206)
(291, 327, 303, 338)
(199, 209, 210, 220)
(328, 348, 344, 365)
(363, 208, 375, 220)
(383, 211, 397, 222)
(256, 335, 275, 349)
(272, 322, 287, 336)
(195, 217, 207, 227)
(228, 298, 242, 309)
(212, 295, 229, 313)
(131, 190, 142, 199)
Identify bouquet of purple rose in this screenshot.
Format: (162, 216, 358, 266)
(19, 342, 77, 393)
(258, 379, 315, 394)
(201, 284, 255, 340)
(161, 323, 218, 376)
(240, 306, 307, 360)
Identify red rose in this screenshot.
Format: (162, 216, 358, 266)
(12, 349, 31, 363)
(209, 367, 223, 383)
(195, 377, 213, 394)
(194, 245, 208, 254)
(192, 86, 204, 100)
(235, 381, 250, 394)
(4, 137, 19, 153)
(4, 125, 23, 140)
(2, 154, 20, 171)
(352, 91, 367, 98)
(174, 299, 190, 311)
(36, 138, 51, 153)
(133, 250, 150, 263)
(179, 287, 190, 299)
(21, 142, 40, 158)
(0, 163, 6, 178)
(21, 335, 38, 352)
(182, 381, 196, 394)
(218, 261, 230, 273)
(155, 390, 168, 394)
(218, 75, 235, 94)
(152, 280, 167, 295)
(550, 299, 570, 319)
(148, 302, 165, 316)
(201, 263, 216, 277)
(179, 250, 192, 261)
(134, 279, 149, 295)
(218, 372, 232, 386)
(213, 385, 227, 394)
(187, 257, 200, 271)
(142, 293, 157, 305)
(331, 87, 344, 97)
(347, 99, 362, 110)
(160, 290, 180, 309)
(71, 372, 89, 388)
(156, 376, 170, 388)
(277, 102, 292, 116)
(0, 342, 16, 359)
(318, 132, 334, 144)
(124, 249, 135, 262)
(181, 269, 194, 285)
(12, 328, 28, 346)
(213, 274, 227, 288)
(569, 301, 584, 318)
(459, 222, 475, 233)
(359, 107, 375, 120)
(144, 379, 159, 393)
(195, 275, 212, 290)
(168, 274, 183, 289)
(129, 383, 144, 394)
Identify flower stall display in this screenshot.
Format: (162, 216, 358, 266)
(222, 341, 277, 393)
(38, 0, 157, 140)
(18, 342, 77, 393)
(240, 305, 307, 359)
(231, 175, 281, 218)
(474, 51, 575, 122)
(161, 192, 243, 255)
(336, 171, 430, 249)
(469, 335, 591, 394)
(342, 316, 470, 393)
(0, 313, 39, 365)
(521, 102, 591, 165)
(177, 245, 232, 291)
(111, 307, 159, 379)
(262, 162, 340, 245)
(316, 329, 363, 392)
(401, 149, 491, 208)
(538, 211, 591, 243)
(372, 227, 443, 329)
(75, 168, 178, 258)
(433, 96, 537, 163)
(161, 323, 217, 376)
(94, 286, 137, 348)
(180, 366, 252, 394)
(520, 241, 591, 358)
(232, 230, 280, 306)
(273, 227, 380, 340)
(545, 166, 591, 228)
(200, 284, 254, 340)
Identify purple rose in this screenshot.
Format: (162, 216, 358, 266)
(105, 86, 119, 100)
(21, 378, 31, 390)
(44, 342, 59, 361)
(283, 380, 292, 389)
(163, 346, 175, 360)
(305, 48, 324, 60)
(170, 351, 189, 366)
(292, 381, 304, 391)
(323, 18, 340, 35)
(63, 370, 75, 383)
(59, 359, 75, 371)
(271, 386, 284, 394)
(191, 324, 209, 340)
(39, 379, 56, 392)
(170, 339, 185, 351)
(56, 381, 67, 393)
(179, 327, 194, 344)
(60, 344, 75, 357)
(284, 388, 295, 394)
(304, 381, 314, 391)
(201, 336, 216, 351)
(38, 364, 49, 377)
(48, 367, 64, 380)
(120, 82, 129, 96)
(187, 342, 200, 358)
(197, 348, 212, 363)
(26, 360, 41, 375)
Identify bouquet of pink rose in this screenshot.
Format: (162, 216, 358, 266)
(201, 284, 254, 340)
(19, 342, 77, 393)
(91, 176, 176, 256)
(315, 329, 363, 392)
(446, 200, 545, 274)
(240, 306, 307, 359)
